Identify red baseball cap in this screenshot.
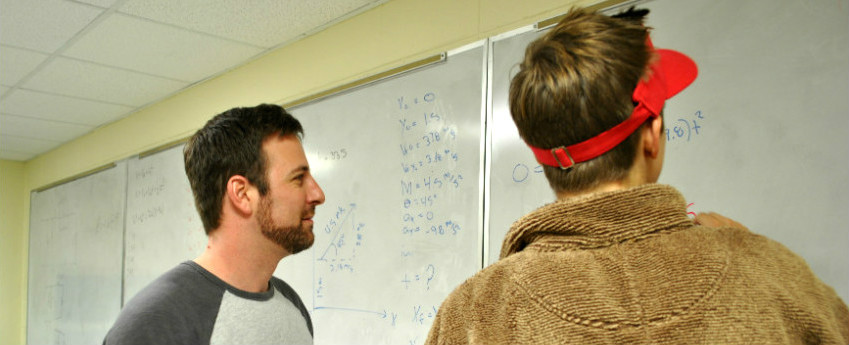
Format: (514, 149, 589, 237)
(529, 38, 698, 169)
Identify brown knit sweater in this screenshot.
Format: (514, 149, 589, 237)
(425, 184, 848, 344)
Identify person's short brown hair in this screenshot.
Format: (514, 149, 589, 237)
(509, 8, 652, 193)
(184, 104, 303, 234)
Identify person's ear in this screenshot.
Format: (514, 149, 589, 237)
(226, 175, 254, 216)
(643, 116, 663, 159)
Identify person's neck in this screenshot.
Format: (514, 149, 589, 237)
(194, 227, 287, 293)
(556, 119, 664, 201)
(555, 163, 653, 201)
(555, 180, 635, 201)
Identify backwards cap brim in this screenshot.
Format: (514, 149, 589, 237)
(657, 48, 698, 100)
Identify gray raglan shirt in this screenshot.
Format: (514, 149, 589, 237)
(103, 261, 313, 345)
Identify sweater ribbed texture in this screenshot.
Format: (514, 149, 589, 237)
(426, 184, 849, 344)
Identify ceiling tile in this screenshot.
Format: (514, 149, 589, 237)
(0, 0, 388, 162)
(0, 0, 104, 52)
(21, 57, 189, 107)
(0, 89, 134, 126)
(119, 0, 384, 47)
(0, 114, 93, 143)
(0, 45, 49, 85)
(63, 13, 265, 82)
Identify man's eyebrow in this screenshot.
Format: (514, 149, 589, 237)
(287, 165, 310, 176)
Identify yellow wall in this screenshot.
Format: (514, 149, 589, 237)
(1, 160, 26, 345)
(6, 0, 603, 343)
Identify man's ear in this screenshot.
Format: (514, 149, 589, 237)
(643, 116, 663, 159)
(226, 175, 254, 216)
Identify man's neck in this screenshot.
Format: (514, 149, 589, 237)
(556, 146, 660, 201)
(554, 165, 655, 201)
(194, 230, 287, 293)
(555, 180, 635, 201)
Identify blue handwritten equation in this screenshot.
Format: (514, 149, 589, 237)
(400, 264, 436, 290)
(411, 304, 439, 326)
(401, 212, 461, 236)
(395, 90, 462, 344)
(311, 91, 468, 345)
(400, 148, 459, 174)
(512, 163, 544, 183)
(397, 91, 464, 237)
(666, 110, 705, 143)
(399, 129, 458, 157)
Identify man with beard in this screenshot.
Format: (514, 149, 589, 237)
(104, 104, 326, 345)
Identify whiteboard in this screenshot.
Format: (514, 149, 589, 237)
(27, 162, 127, 345)
(123, 144, 207, 302)
(278, 41, 486, 345)
(487, 0, 849, 302)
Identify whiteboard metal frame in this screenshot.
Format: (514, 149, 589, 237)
(32, 162, 117, 193)
(484, 23, 538, 266)
(445, 39, 491, 271)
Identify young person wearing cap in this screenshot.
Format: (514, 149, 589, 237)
(425, 8, 848, 345)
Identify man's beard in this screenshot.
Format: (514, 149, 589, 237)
(257, 197, 315, 254)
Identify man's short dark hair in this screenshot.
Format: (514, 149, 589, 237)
(184, 104, 303, 234)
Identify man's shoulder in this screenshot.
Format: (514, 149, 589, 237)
(128, 261, 223, 308)
(103, 262, 225, 345)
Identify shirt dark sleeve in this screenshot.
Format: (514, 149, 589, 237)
(103, 263, 223, 345)
(103, 308, 193, 345)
